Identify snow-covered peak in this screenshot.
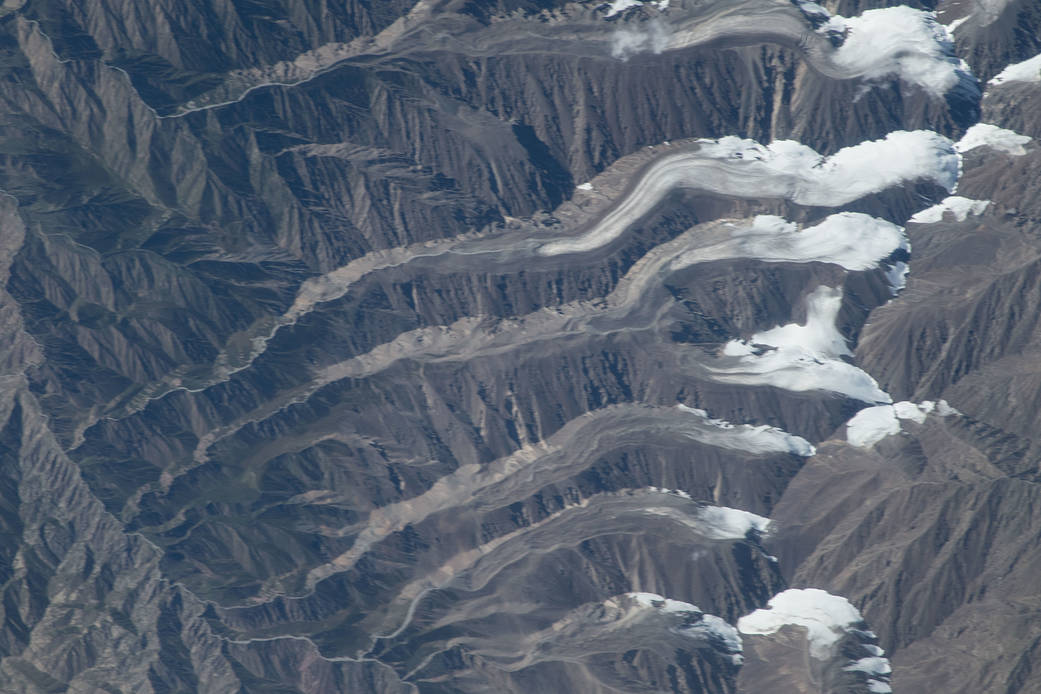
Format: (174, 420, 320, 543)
(909, 196, 990, 224)
(740, 588, 893, 690)
(737, 588, 863, 658)
(846, 400, 950, 447)
(628, 592, 743, 659)
(846, 405, 900, 447)
(989, 52, 1041, 85)
(956, 123, 1031, 156)
(893, 400, 933, 423)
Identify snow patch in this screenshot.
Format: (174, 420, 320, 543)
(630, 592, 699, 614)
(604, 0, 668, 17)
(990, 53, 1041, 85)
(751, 286, 850, 357)
(909, 196, 990, 223)
(629, 592, 742, 659)
(713, 287, 891, 403)
(894, 399, 933, 423)
(847, 651, 895, 692)
(610, 1, 971, 96)
(641, 490, 771, 541)
(847, 401, 937, 447)
(846, 405, 900, 447)
(740, 587, 895, 689)
(737, 588, 864, 658)
(956, 123, 1031, 156)
(699, 613, 743, 660)
(846, 656, 893, 676)
(792, 0, 831, 24)
(696, 505, 772, 540)
(645, 485, 692, 500)
(885, 261, 909, 295)
(605, 0, 642, 16)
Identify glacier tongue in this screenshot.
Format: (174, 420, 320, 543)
(677, 212, 907, 272)
(540, 131, 956, 256)
(738, 587, 894, 691)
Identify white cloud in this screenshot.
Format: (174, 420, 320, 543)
(611, 19, 668, 59)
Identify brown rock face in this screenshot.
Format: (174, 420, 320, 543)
(0, 0, 1039, 692)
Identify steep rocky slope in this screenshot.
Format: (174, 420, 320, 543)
(1, 0, 1040, 692)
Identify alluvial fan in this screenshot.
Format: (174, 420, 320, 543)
(0, 0, 1040, 692)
